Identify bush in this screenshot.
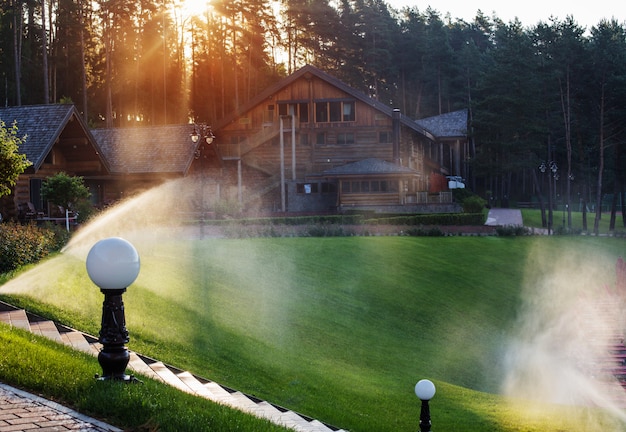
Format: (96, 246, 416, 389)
(368, 213, 485, 226)
(495, 225, 530, 236)
(404, 226, 445, 236)
(0, 223, 57, 272)
(462, 195, 487, 213)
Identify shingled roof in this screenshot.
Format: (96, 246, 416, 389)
(91, 124, 199, 175)
(415, 109, 468, 139)
(317, 158, 419, 177)
(0, 104, 106, 172)
(213, 64, 437, 141)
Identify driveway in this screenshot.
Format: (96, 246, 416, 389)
(485, 208, 523, 226)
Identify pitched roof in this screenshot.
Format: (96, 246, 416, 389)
(415, 109, 468, 139)
(214, 64, 437, 141)
(91, 124, 199, 174)
(0, 104, 106, 171)
(317, 158, 419, 177)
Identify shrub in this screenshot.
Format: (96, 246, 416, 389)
(0, 223, 59, 272)
(405, 226, 445, 236)
(495, 225, 530, 236)
(462, 195, 487, 213)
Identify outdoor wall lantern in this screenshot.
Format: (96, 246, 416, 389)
(86, 237, 140, 382)
(415, 379, 436, 432)
(190, 123, 215, 145)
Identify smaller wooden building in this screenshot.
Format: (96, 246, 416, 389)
(0, 104, 108, 220)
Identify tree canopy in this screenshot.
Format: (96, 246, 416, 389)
(0, 120, 31, 198)
(1, 1, 625, 227)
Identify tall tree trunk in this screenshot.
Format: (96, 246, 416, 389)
(532, 168, 547, 227)
(41, 0, 49, 103)
(559, 72, 573, 230)
(582, 181, 588, 231)
(594, 84, 606, 236)
(12, 0, 22, 105)
(104, 11, 113, 128)
(78, 0, 88, 121)
(609, 177, 618, 231)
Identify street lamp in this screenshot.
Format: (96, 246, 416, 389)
(415, 379, 436, 432)
(189, 124, 215, 230)
(86, 237, 141, 382)
(539, 161, 558, 234)
(190, 123, 215, 146)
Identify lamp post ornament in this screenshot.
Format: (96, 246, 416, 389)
(86, 237, 141, 382)
(415, 379, 436, 432)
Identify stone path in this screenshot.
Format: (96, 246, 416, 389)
(0, 383, 121, 432)
(484, 208, 524, 227)
(0, 302, 345, 432)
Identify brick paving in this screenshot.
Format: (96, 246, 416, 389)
(0, 383, 121, 432)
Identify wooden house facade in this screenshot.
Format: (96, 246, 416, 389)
(211, 64, 468, 214)
(0, 66, 468, 220)
(0, 104, 109, 221)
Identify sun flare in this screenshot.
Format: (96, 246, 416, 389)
(176, 0, 212, 20)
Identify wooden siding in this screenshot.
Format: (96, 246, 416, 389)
(340, 192, 401, 206)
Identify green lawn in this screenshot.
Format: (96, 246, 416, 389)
(521, 208, 625, 233)
(2, 235, 626, 431)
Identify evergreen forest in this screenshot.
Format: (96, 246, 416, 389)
(1, 0, 625, 229)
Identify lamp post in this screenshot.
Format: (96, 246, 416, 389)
(190, 124, 215, 228)
(415, 379, 436, 432)
(86, 237, 140, 382)
(539, 161, 558, 235)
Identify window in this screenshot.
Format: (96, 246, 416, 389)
(315, 102, 328, 122)
(321, 182, 337, 193)
(315, 100, 356, 123)
(299, 103, 309, 123)
(316, 132, 326, 145)
(297, 183, 318, 194)
(341, 179, 398, 194)
(337, 133, 355, 145)
(379, 131, 392, 143)
(343, 101, 355, 121)
(277, 102, 309, 123)
(329, 102, 341, 122)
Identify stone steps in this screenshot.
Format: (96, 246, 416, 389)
(0, 302, 345, 432)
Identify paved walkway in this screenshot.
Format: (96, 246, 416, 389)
(0, 303, 344, 432)
(0, 383, 121, 432)
(484, 208, 523, 226)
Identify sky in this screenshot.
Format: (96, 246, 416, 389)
(386, 0, 626, 29)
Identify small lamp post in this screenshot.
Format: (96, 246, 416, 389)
(86, 237, 140, 382)
(190, 123, 215, 228)
(415, 379, 436, 432)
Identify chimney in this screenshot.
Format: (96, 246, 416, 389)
(392, 109, 401, 165)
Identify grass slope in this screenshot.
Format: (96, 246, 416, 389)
(2, 235, 625, 431)
(0, 324, 291, 431)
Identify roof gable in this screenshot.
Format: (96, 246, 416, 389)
(0, 104, 106, 171)
(214, 65, 436, 140)
(91, 124, 199, 174)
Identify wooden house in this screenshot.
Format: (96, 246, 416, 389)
(0, 104, 109, 220)
(210, 64, 469, 214)
(0, 65, 469, 220)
